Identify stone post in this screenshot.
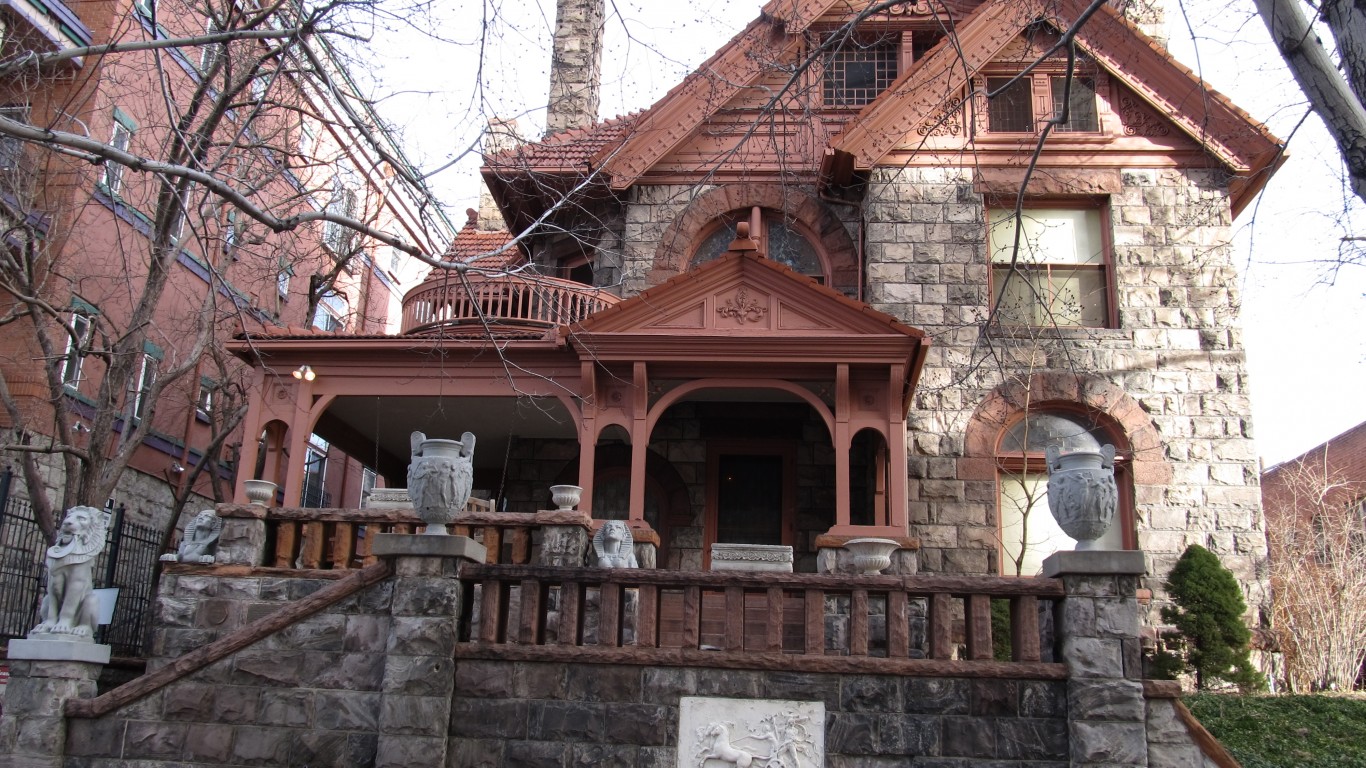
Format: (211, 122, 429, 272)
(369, 533, 486, 768)
(1044, 550, 1148, 768)
(531, 510, 592, 566)
(0, 649, 105, 767)
(214, 504, 268, 566)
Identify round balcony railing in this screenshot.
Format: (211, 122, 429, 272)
(401, 271, 620, 336)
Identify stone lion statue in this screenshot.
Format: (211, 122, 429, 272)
(32, 505, 110, 640)
(592, 520, 638, 569)
(159, 509, 222, 563)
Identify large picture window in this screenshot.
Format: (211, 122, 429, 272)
(997, 410, 1130, 575)
(989, 205, 1111, 328)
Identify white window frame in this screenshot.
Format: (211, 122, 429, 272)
(201, 18, 224, 74)
(312, 292, 347, 332)
(60, 314, 93, 387)
(988, 205, 1111, 328)
(104, 115, 134, 195)
(132, 352, 158, 421)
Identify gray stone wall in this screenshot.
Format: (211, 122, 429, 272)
(451, 660, 1069, 767)
(63, 571, 395, 766)
(862, 166, 1268, 625)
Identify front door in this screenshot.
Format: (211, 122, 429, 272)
(704, 442, 796, 566)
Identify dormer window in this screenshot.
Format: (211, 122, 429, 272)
(824, 34, 898, 107)
(986, 74, 1100, 133)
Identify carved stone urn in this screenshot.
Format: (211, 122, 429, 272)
(407, 431, 475, 535)
(242, 479, 277, 507)
(1044, 444, 1118, 550)
(549, 484, 583, 511)
(843, 537, 901, 575)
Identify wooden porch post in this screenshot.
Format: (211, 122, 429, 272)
(628, 361, 649, 524)
(834, 363, 851, 529)
(234, 367, 269, 503)
(888, 364, 909, 532)
(577, 361, 597, 516)
(282, 378, 314, 506)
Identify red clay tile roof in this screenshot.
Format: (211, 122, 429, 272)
(484, 113, 641, 172)
(440, 209, 525, 270)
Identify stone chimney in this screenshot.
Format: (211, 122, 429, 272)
(479, 118, 523, 231)
(545, 0, 605, 137)
(1110, 0, 1166, 46)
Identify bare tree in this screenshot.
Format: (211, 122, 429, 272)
(0, 0, 448, 541)
(1264, 458, 1366, 691)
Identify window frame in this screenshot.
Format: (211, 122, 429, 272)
(302, 433, 329, 508)
(103, 110, 137, 195)
(132, 351, 159, 422)
(822, 31, 900, 108)
(994, 407, 1135, 576)
(59, 313, 93, 388)
(986, 200, 1117, 329)
(312, 291, 347, 332)
(689, 206, 831, 284)
(981, 71, 1105, 135)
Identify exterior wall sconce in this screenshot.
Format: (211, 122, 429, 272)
(292, 364, 316, 381)
(169, 462, 185, 473)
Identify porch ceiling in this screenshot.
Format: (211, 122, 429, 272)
(316, 395, 578, 483)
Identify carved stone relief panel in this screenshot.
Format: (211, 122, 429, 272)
(678, 696, 824, 768)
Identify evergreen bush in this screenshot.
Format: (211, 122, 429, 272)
(1159, 544, 1262, 690)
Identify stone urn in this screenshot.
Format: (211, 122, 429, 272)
(242, 479, 277, 507)
(1045, 444, 1118, 550)
(549, 484, 583, 511)
(407, 431, 475, 535)
(843, 538, 901, 575)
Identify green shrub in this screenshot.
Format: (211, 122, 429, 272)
(1161, 544, 1262, 690)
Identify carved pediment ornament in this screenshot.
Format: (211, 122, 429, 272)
(717, 287, 768, 323)
(919, 95, 967, 137)
(1117, 92, 1171, 137)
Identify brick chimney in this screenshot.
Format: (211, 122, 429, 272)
(545, 0, 605, 137)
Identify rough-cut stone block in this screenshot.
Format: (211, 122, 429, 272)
(311, 651, 384, 691)
(940, 715, 996, 758)
(1019, 681, 1067, 718)
(566, 662, 641, 702)
(997, 717, 1069, 761)
(455, 659, 519, 699)
(386, 616, 457, 657)
(1070, 679, 1145, 722)
(904, 678, 970, 715)
(601, 702, 670, 746)
(1071, 720, 1148, 765)
(503, 739, 567, 768)
(530, 700, 605, 742)
(375, 734, 447, 768)
(840, 676, 902, 713)
(450, 699, 530, 740)
(449, 738, 505, 768)
(970, 679, 1019, 717)
(1062, 637, 1126, 678)
(259, 689, 314, 727)
(379, 694, 449, 737)
(183, 722, 235, 762)
(390, 578, 463, 616)
(345, 615, 391, 653)
(230, 725, 293, 764)
(383, 655, 454, 697)
(233, 650, 304, 687)
(513, 661, 568, 699)
(63, 717, 123, 757)
(875, 713, 939, 756)
(315, 690, 381, 731)
(569, 742, 639, 768)
(122, 720, 187, 759)
(694, 668, 763, 698)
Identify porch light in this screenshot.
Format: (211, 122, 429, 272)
(292, 364, 316, 381)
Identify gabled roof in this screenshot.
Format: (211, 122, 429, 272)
(570, 250, 928, 371)
(488, 0, 1281, 214)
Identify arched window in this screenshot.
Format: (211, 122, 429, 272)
(996, 409, 1133, 575)
(690, 207, 828, 282)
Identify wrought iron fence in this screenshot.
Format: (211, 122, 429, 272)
(0, 468, 163, 657)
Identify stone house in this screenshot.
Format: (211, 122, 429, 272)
(0, 1, 1284, 765)
(236, 0, 1276, 623)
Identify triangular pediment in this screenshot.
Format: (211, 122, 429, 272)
(574, 252, 922, 340)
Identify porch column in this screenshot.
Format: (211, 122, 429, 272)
(887, 364, 909, 531)
(628, 361, 649, 524)
(577, 362, 598, 516)
(834, 364, 851, 528)
(233, 367, 269, 503)
(282, 377, 315, 506)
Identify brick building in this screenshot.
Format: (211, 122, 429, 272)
(1261, 421, 1366, 526)
(0, 0, 451, 528)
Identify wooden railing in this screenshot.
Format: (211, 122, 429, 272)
(401, 272, 619, 336)
(220, 500, 557, 569)
(455, 565, 1068, 677)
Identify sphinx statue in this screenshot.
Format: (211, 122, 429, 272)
(159, 509, 222, 563)
(592, 520, 638, 569)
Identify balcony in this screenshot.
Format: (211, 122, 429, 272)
(401, 271, 619, 337)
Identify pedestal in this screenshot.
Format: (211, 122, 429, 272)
(371, 535, 483, 768)
(0, 641, 107, 767)
(1045, 550, 1149, 768)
